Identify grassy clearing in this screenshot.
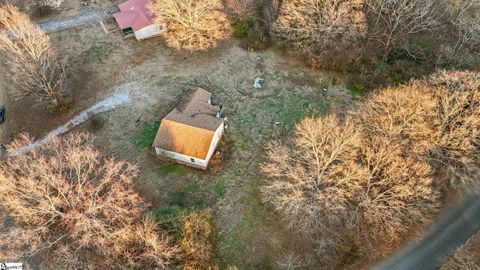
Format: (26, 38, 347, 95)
(231, 91, 328, 147)
(263, 93, 328, 128)
(153, 178, 226, 224)
(286, 69, 320, 87)
(135, 122, 160, 148)
(82, 42, 120, 63)
(214, 184, 272, 269)
(213, 180, 226, 198)
(158, 163, 193, 177)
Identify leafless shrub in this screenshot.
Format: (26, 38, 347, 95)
(180, 209, 217, 270)
(0, 132, 177, 269)
(0, 4, 67, 107)
(366, 0, 442, 52)
(272, 0, 367, 57)
(275, 252, 306, 270)
(149, 0, 231, 51)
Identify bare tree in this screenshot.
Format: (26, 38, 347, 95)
(262, 70, 480, 256)
(366, 0, 442, 52)
(356, 71, 480, 188)
(261, 115, 438, 249)
(355, 83, 439, 156)
(225, 0, 256, 21)
(149, 0, 231, 51)
(272, 0, 367, 57)
(427, 70, 480, 189)
(0, 4, 66, 107)
(439, 0, 480, 66)
(0, 132, 177, 270)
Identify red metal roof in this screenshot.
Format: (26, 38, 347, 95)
(113, 0, 154, 31)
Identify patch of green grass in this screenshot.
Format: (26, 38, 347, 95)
(171, 182, 205, 208)
(153, 182, 204, 232)
(135, 122, 160, 148)
(82, 42, 119, 63)
(214, 185, 271, 269)
(346, 81, 366, 97)
(232, 20, 253, 38)
(158, 163, 193, 177)
(286, 70, 320, 87)
(212, 180, 226, 198)
(321, 76, 334, 89)
(232, 20, 271, 50)
(263, 93, 328, 128)
(230, 92, 328, 148)
(228, 130, 253, 151)
(153, 205, 185, 223)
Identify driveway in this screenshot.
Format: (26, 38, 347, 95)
(372, 194, 480, 270)
(38, 9, 112, 33)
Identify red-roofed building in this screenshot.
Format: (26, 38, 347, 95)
(113, 0, 165, 41)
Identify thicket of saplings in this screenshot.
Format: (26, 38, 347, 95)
(261, 70, 480, 265)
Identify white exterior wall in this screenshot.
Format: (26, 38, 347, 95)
(205, 122, 225, 165)
(155, 148, 208, 169)
(155, 121, 224, 169)
(134, 24, 165, 41)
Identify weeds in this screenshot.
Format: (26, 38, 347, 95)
(232, 20, 253, 38)
(213, 180, 226, 198)
(135, 122, 160, 148)
(214, 184, 271, 269)
(82, 42, 119, 63)
(158, 163, 193, 177)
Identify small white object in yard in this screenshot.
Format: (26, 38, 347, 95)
(323, 88, 328, 91)
(46, 0, 65, 8)
(253, 77, 264, 89)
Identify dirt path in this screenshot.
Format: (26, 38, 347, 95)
(8, 91, 131, 156)
(372, 194, 480, 270)
(38, 9, 111, 33)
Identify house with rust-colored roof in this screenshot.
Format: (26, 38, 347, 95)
(113, 0, 165, 41)
(153, 88, 226, 170)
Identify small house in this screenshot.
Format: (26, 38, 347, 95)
(153, 88, 226, 170)
(113, 0, 165, 41)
